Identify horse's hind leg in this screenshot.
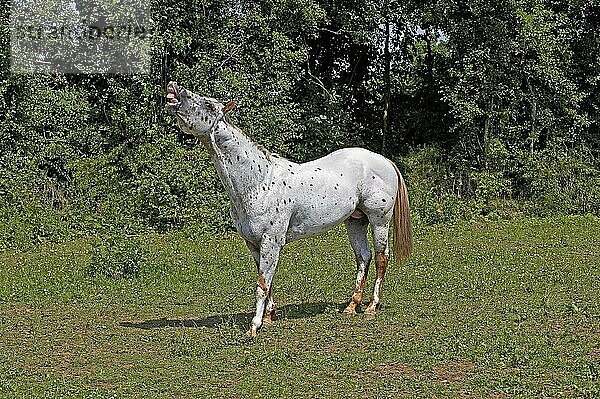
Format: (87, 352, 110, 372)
(343, 217, 372, 314)
(262, 288, 276, 325)
(365, 221, 390, 314)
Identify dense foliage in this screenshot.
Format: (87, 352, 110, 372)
(0, 0, 599, 250)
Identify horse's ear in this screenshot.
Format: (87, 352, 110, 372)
(223, 100, 237, 114)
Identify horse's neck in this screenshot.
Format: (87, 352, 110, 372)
(208, 122, 271, 203)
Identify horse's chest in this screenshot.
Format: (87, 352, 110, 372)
(230, 200, 288, 242)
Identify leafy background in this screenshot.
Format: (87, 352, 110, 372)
(0, 0, 599, 251)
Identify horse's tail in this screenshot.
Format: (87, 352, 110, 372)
(390, 161, 413, 262)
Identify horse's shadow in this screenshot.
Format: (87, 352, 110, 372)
(119, 301, 344, 332)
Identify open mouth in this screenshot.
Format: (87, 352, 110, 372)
(165, 81, 191, 130)
(165, 81, 181, 109)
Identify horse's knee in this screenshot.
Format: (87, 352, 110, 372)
(362, 249, 372, 265)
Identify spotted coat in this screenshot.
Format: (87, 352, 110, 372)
(165, 82, 413, 336)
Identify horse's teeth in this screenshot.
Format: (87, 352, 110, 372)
(167, 93, 175, 99)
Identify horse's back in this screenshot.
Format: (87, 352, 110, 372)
(304, 147, 396, 183)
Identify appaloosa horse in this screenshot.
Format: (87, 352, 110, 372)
(165, 82, 412, 336)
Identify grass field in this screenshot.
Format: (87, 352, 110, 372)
(0, 216, 599, 398)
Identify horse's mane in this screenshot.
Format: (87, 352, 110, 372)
(255, 144, 273, 161)
(224, 115, 273, 162)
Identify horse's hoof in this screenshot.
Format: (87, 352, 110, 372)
(262, 317, 273, 326)
(364, 304, 378, 315)
(343, 304, 358, 315)
(246, 327, 258, 337)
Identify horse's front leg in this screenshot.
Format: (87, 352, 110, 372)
(245, 239, 276, 326)
(248, 236, 282, 337)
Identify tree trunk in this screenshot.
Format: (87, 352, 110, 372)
(381, 19, 391, 156)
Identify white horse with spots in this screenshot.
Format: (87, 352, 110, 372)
(165, 82, 412, 336)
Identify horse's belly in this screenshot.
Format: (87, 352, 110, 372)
(286, 221, 338, 243)
(286, 201, 355, 243)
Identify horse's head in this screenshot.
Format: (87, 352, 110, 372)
(164, 81, 235, 138)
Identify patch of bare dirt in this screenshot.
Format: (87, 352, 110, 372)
(0, 305, 36, 316)
(351, 362, 418, 380)
(376, 362, 418, 379)
(95, 381, 118, 390)
(433, 361, 476, 384)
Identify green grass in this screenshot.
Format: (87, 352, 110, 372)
(1, 216, 599, 398)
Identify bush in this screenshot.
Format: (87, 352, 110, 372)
(0, 205, 69, 252)
(66, 132, 232, 236)
(399, 146, 470, 226)
(399, 140, 600, 225)
(87, 235, 148, 279)
(0, 154, 70, 251)
(518, 141, 600, 215)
